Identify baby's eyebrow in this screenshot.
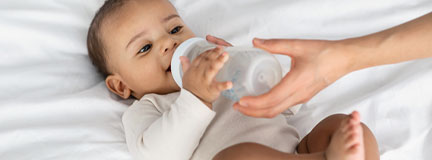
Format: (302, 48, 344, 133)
(162, 14, 180, 23)
(126, 30, 147, 50)
(125, 14, 180, 51)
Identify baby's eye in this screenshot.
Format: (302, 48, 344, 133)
(170, 26, 183, 34)
(138, 44, 152, 54)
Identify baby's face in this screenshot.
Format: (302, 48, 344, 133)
(101, 0, 195, 99)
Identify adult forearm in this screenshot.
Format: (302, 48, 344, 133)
(343, 12, 432, 72)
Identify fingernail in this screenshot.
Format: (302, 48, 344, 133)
(239, 101, 248, 107)
(227, 81, 232, 88)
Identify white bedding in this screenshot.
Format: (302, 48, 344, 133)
(0, 0, 431, 159)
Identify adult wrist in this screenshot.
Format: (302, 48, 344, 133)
(323, 40, 358, 83)
(335, 39, 370, 74)
(338, 29, 392, 73)
(336, 39, 362, 74)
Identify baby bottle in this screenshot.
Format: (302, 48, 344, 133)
(171, 37, 283, 101)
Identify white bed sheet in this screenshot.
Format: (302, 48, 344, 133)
(1, 0, 431, 159)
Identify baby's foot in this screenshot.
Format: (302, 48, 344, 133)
(325, 111, 365, 160)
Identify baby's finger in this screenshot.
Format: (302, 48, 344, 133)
(216, 81, 233, 91)
(207, 52, 228, 77)
(191, 50, 209, 67)
(192, 47, 217, 67)
(216, 52, 229, 63)
(204, 57, 227, 83)
(180, 56, 191, 73)
(194, 48, 220, 70)
(207, 46, 224, 60)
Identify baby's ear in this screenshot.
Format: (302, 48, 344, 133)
(105, 75, 131, 99)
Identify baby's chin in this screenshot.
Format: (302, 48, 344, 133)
(169, 75, 181, 92)
(150, 74, 179, 95)
(134, 77, 180, 98)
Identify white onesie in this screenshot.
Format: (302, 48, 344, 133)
(122, 89, 299, 160)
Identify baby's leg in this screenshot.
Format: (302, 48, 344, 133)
(213, 142, 325, 160)
(213, 111, 378, 160)
(297, 111, 379, 160)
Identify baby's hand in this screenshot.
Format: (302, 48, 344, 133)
(180, 46, 232, 109)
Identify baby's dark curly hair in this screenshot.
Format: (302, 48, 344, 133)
(87, 0, 128, 78)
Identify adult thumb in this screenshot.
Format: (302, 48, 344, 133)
(253, 38, 298, 56)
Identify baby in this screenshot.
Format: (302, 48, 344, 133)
(87, 0, 379, 159)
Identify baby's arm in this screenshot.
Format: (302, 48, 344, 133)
(123, 46, 230, 160)
(123, 89, 215, 160)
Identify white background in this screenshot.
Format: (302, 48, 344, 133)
(0, 0, 431, 159)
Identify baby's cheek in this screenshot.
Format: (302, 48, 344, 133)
(143, 72, 167, 92)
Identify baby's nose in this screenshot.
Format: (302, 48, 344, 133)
(165, 42, 178, 53)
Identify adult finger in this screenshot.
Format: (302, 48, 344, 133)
(253, 38, 300, 56)
(235, 92, 299, 118)
(206, 35, 233, 47)
(234, 105, 272, 118)
(235, 65, 312, 111)
(236, 91, 282, 109)
(235, 72, 296, 109)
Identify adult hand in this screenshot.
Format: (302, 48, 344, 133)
(233, 38, 353, 118)
(233, 12, 432, 118)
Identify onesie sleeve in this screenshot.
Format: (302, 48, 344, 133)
(122, 89, 216, 160)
